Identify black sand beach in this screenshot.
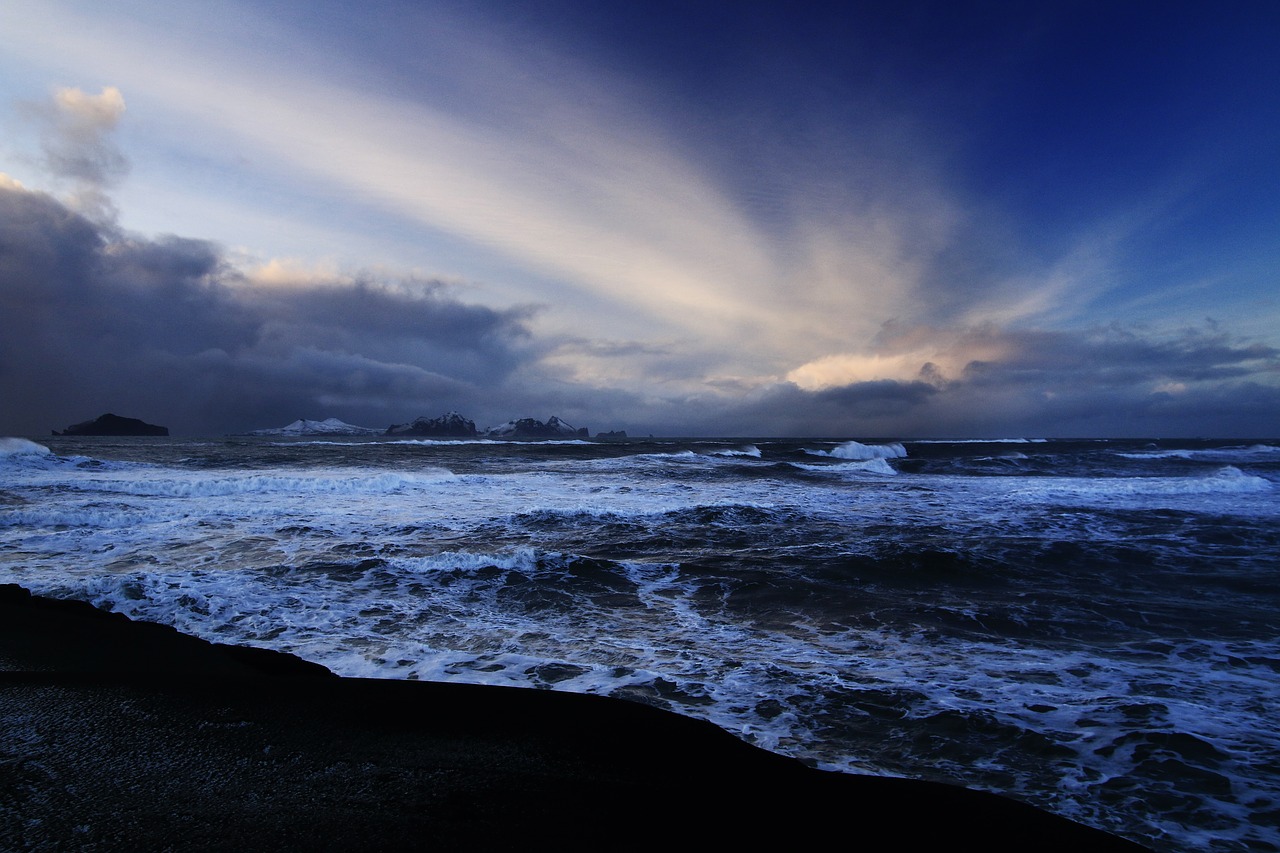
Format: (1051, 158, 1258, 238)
(0, 584, 1148, 851)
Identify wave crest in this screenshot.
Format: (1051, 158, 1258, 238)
(806, 440, 907, 461)
(0, 437, 53, 461)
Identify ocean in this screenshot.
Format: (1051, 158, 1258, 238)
(1, 434, 1277, 850)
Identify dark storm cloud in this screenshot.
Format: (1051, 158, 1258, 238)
(956, 325, 1279, 389)
(620, 323, 1280, 438)
(814, 380, 939, 411)
(845, 325, 1278, 437)
(235, 277, 533, 384)
(698, 381, 944, 438)
(0, 183, 532, 435)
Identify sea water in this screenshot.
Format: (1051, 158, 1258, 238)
(1, 434, 1277, 851)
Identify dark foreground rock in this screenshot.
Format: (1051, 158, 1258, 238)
(0, 585, 1147, 851)
(53, 412, 169, 436)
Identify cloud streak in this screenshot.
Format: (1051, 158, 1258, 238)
(0, 1, 988, 382)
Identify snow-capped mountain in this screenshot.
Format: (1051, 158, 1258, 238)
(246, 418, 382, 436)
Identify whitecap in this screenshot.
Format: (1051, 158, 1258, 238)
(0, 437, 53, 461)
(711, 445, 762, 458)
(805, 440, 907, 461)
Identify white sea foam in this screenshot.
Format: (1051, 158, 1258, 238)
(54, 468, 457, 498)
(0, 504, 177, 530)
(1114, 449, 1194, 460)
(791, 458, 898, 476)
(390, 548, 543, 575)
(1009, 466, 1270, 506)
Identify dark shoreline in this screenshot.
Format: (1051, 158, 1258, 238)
(0, 585, 1147, 850)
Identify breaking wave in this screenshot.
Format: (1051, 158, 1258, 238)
(711, 445, 762, 458)
(0, 437, 53, 461)
(805, 440, 907, 461)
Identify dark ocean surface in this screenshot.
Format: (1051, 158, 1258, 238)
(2, 434, 1277, 850)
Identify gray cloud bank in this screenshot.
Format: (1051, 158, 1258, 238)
(735, 331, 1280, 439)
(0, 183, 534, 435)
(1, 181, 1277, 438)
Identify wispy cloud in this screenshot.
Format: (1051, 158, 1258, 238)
(4, 4, 774, 327)
(1, 1, 971, 379)
(19, 84, 127, 222)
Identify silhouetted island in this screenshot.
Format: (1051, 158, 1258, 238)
(52, 413, 169, 436)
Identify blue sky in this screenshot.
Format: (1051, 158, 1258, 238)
(1, 0, 1277, 436)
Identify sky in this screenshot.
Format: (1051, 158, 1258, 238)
(1, 0, 1277, 437)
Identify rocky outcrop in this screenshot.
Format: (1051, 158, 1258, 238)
(484, 416, 587, 438)
(596, 430, 628, 439)
(53, 413, 169, 436)
(386, 412, 478, 437)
